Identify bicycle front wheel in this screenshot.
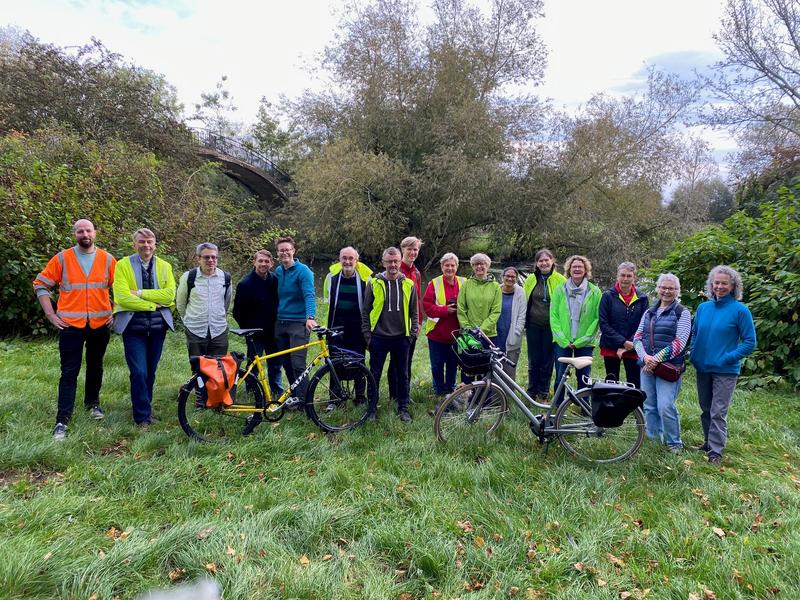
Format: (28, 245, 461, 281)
(305, 359, 377, 432)
(433, 381, 508, 443)
(177, 370, 265, 443)
(554, 390, 644, 463)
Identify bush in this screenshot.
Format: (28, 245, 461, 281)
(650, 176, 800, 388)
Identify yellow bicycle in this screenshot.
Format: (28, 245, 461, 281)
(177, 327, 377, 442)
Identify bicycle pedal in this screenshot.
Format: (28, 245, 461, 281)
(283, 397, 303, 410)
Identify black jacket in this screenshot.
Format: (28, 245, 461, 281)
(232, 270, 278, 346)
(599, 286, 649, 351)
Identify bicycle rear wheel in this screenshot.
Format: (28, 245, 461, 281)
(305, 359, 377, 432)
(433, 381, 508, 443)
(177, 370, 265, 442)
(554, 390, 644, 463)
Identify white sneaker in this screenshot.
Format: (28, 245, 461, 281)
(52, 423, 67, 441)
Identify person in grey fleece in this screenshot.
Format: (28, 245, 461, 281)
(361, 247, 419, 422)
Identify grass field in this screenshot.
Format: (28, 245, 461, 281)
(0, 330, 798, 599)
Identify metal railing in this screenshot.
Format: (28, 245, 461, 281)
(191, 128, 292, 185)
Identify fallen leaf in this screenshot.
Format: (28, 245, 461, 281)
(703, 590, 717, 600)
(98, 550, 106, 560)
(205, 563, 218, 574)
(105, 527, 119, 539)
(750, 513, 764, 531)
(196, 527, 214, 540)
(474, 535, 485, 548)
(712, 527, 726, 539)
(597, 579, 608, 587)
(168, 567, 186, 582)
(225, 546, 236, 556)
(118, 530, 129, 540)
(732, 569, 744, 584)
(397, 594, 413, 600)
(457, 520, 474, 533)
(574, 562, 584, 571)
(298, 554, 310, 566)
(607, 553, 625, 567)
(43, 552, 52, 561)
(492, 533, 503, 541)
(88, 594, 98, 600)
(509, 586, 520, 596)
(620, 593, 632, 599)
(322, 554, 333, 561)
(688, 593, 701, 600)
(307, 432, 317, 440)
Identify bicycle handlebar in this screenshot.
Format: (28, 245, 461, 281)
(312, 326, 344, 338)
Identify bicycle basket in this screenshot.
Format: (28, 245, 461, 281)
(454, 331, 492, 375)
(590, 382, 645, 428)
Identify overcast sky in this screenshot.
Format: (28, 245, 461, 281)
(4, 0, 736, 167)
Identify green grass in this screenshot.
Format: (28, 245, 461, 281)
(0, 332, 798, 599)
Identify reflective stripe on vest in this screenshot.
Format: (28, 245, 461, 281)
(424, 275, 465, 334)
(369, 278, 414, 336)
(54, 248, 113, 328)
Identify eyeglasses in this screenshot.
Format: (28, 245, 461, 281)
(200, 255, 218, 261)
(277, 249, 293, 254)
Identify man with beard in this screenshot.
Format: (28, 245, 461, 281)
(33, 219, 117, 440)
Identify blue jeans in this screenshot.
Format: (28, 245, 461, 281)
(369, 335, 410, 409)
(123, 327, 167, 424)
(428, 338, 459, 395)
(640, 370, 683, 447)
(553, 345, 593, 405)
(249, 338, 285, 399)
(526, 325, 554, 396)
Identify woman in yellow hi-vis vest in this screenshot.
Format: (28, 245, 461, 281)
(422, 253, 465, 399)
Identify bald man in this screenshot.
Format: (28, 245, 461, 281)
(33, 219, 117, 440)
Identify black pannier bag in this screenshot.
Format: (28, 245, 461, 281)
(590, 382, 646, 428)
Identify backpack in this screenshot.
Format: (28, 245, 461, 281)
(186, 268, 232, 301)
(189, 352, 244, 408)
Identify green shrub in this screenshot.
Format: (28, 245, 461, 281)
(650, 176, 800, 388)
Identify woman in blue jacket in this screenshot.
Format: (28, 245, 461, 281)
(690, 265, 756, 466)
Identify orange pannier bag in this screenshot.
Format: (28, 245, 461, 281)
(189, 352, 244, 408)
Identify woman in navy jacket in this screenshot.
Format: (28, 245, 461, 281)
(599, 262, 649, 388)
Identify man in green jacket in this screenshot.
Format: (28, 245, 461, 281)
(112, 228, 176, 427)
(549, 254, 601, 404)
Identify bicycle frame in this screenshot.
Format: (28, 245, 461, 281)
(478, 357, 591, 438)
(227, 335, 337, 415)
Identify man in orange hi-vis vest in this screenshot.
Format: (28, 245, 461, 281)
(33, 219, 117, 441)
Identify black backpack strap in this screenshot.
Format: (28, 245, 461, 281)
(186, 268, 198, 301)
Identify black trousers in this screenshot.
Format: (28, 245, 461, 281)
(56, 325, 110, 424)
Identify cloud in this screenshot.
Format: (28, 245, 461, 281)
(611, 50, 723, 93)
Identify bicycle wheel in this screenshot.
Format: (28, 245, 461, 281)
(554, 389, 645, 463)
(177, 369, 265, 442)
(305, 359, 377, 432)
(433, 381, 508, 443)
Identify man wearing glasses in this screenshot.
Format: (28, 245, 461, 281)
(176, 242, 232, 360)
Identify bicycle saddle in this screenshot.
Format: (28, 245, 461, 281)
(230, 328, 263, 337)
(557, 356, 593, 370)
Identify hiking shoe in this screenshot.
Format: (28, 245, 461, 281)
(708, 453, 722, 466)
(398, 409, 412, 423)
(52, 422, 67, 441)
(241, 415, 262, 436)
(89, 405, 105, 420)
(667, 445, 684, 455)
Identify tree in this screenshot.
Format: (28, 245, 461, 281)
(0, 33, 191, 160)
(703, 0, 800, 174)
(285, 0, 548, 265)
(191, 75, 241, 137)
(247, 97, 294, 168)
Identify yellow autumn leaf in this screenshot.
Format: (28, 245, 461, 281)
(299, 554, 310, 566)
(474, 535, 485, 548)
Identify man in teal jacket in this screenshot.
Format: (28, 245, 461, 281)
(112, 228, 176, 426)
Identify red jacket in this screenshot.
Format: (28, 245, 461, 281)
(423, 277, 461, 344)
(400, 261, 423, 324)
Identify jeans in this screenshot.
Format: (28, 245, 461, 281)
(248, 338, 285, 399)
(428, 338, 459, 395)
(275, 320, 310, 400)
(552, 345, 593, 405)
(123, 326, 167, 424)
(389, 334, 416, 399)
(696, 372, 738, 456)
(526, 325, 554, 396)
(56, 325, 110, 425)
(369, 335, 410, 409)
(640, 370, 683, 447)
(602, 356, 641, 388)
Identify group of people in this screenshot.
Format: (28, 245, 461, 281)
(34, 221, 757, 466)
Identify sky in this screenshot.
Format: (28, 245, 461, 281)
(3, 0, 736, 169)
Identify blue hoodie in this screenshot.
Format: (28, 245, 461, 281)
(275, 259, 316, 322)
(690, 294, 756, 375)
